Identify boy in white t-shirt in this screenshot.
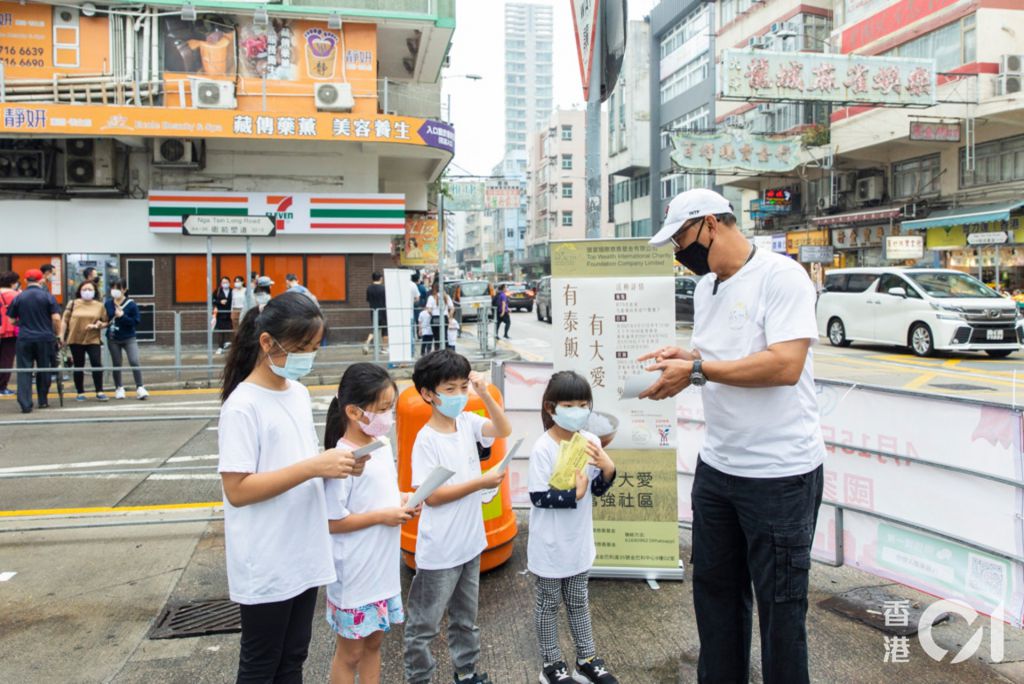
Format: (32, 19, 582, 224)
(417, 308, 434, 355)
(403, 350, 512, 684)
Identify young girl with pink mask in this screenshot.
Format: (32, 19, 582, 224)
(323, 363, 417, 684)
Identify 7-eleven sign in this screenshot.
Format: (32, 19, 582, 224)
(570, 0, 600, 98)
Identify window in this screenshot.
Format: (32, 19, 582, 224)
(661, 105, 710, 148)
(660, 54, 709, 104)
(659, 5, 710, 59)
(846, 273, 880, 292)
(561, 125, 573, 141)
(892, 154, 941, 198)
(661, 172, 711, 199)
(615, 222, 630, 238)
(175, 254, 347, 304)
(11, 255, 63, 304)
(887, 15, 976, 72)
(306, 255, 347, 302)
(561, 211, 573, 226)
(561, 154, 573, 170)
(561, 183, 573, 198)
(126, 259, 155, 297)
(631, 218, 652, 237)
(960, 134, 1024, 187)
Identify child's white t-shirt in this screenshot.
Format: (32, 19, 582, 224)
(324, 439, 402, 609)
(218, 381, 336, 604)
(527, 430, 602, 579)
(418, 309, 433, 337)
(412, 411, 494, 570)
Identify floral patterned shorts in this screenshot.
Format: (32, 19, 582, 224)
(326, 594, 404, 640)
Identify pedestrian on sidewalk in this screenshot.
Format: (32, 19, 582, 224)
(7, 269, 60, 413)
(0, 271, 20, 396)
(61, 279, 110, 402)
(286, 273, 319, 307)
(494, 284, 511, 340)
(364, 272, 387, 355)
(231, 275, 246, 332)
(418, 308, 435, 356)
(104, 279, 148, 401)
(218, 291, 359, 683)
(213, 276, 235, 354)
(638, 189, 824, 684)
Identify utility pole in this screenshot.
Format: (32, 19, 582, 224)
(585, 5, 602, 239)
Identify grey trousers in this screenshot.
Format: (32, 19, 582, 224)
(404, 555, 481, 683)
(108, 337, 143, 389)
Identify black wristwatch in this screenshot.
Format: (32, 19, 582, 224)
(690, 359, 707, 387)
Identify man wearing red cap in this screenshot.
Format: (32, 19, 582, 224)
(7, 269, 61, 413)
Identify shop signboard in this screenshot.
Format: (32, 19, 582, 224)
(446, 182, 486, 211)
(0, 103, 454, 154)
(909, 121, 961, 142)
(182, 214, 276, 237)
(787, 229, 830, 255)
(671, 130, 801, 173)
(885, 235, 924, 260)
(551, 239, 681, 575)
(401, 214, 439, 267)
(832, 225, 889, 249)
(720, 49, 937, 106)
(799, 245, 835, 264)
(967, 231, 1009, 246)
(771, 234, 787, 253)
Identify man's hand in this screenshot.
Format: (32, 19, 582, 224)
(639, 359, 693, 400)
(637, 346, 698, 364)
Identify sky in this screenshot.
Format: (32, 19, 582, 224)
(442, 0, 657, 177)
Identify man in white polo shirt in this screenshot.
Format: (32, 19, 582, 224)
(638, 189, 825, 684)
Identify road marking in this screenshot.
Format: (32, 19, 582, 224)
(817, 354, 1022, 388)
(0, 571, 16, 582)
(0, 454, 218, 474)
(942, 359, 962, 368)
(149, 474, 220, 481)
(904, 372, 938, 391)
(0, 501, 222, 517)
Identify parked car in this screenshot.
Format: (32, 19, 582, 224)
(450, 280, 494, 322)
(816, 268, 1023, 357)
(675, 275, 699, 324)
(497, 281, 534, 312)
(535, 276, 552, 323)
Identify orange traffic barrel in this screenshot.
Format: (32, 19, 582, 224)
(396, 383, 518, 572)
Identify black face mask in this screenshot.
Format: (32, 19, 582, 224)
(675, 221, 714, 276)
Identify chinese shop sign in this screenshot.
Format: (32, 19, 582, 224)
(551, 239, 681, 573)
(909, 121, 960, 142)
(670, 130, 802, 173)
(720, 49, 937, 106)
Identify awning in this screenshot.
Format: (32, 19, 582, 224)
(902, 201, 1024, 231)
(812, 208, 901, 226)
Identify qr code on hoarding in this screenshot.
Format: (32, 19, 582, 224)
(966, 553, 1006, 600)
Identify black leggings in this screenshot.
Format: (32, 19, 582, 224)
(69, 343, 103, 395)
(236, 586, 318, 684)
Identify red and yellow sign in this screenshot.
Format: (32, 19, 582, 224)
(0, 1, 109, 78)
(786, 229, 830, 255)
(0, 103, 455, 154)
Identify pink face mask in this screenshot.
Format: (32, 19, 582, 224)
(357, 408, 394, 438)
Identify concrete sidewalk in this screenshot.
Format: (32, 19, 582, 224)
(1, 512, 1021, 683)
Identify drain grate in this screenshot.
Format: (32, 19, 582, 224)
(929, 383, 993, 392)
(819, 586, 947, 636)
(149, 598, 241, 640)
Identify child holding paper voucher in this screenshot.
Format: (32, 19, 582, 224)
(404, 350, 512, 684)
(322, 363, 416, 684)
(529, 371, 619, 684)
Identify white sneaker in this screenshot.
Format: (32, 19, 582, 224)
(114, 387, 126, 400)
(215, 348, 224, 356)
(136, 386, 149, 401)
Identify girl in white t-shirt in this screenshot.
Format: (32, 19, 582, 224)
(528, 371, 619, 684)
(323, 363, 417, 684)
(218, 291, 359, 683)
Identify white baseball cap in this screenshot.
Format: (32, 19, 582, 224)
(649, 188, 734, 248)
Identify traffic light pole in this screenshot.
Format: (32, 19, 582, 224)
(585, 6, 602, 240)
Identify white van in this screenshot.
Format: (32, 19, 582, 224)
(816, 268, 1023, 357)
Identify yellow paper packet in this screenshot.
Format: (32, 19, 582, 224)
(548, 432, 591, 490)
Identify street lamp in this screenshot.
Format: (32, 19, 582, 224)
(443, 73, 483, 122)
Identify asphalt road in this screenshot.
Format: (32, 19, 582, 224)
(496, 310, 1024, 407)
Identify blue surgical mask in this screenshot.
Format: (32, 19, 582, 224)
(552, 405, 592, 433)
(434, 391, 468, 419)
(268, 340, 317, 380)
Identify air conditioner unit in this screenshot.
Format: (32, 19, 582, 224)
(64, 138, 117, 188)
(785, 22, 800, 34)
(1000, 54, 1024, 75)
(856, 176, 883, 203)
(757, 103, 774, 113)
(724, 115, 742, 127)
(998, 74, 1023, 96)
(752, 36, 773, 48)
(770, 22, 780, 33)
(838, 172, 857, 193)
(314, 82, 354, 112)
(191, 79, 236, 109)
(153, 138, 199, 166)
(0, 150, 46, 186)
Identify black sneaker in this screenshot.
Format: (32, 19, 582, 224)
(575, 657, 618, 684)
(453, 673, 492, 684)
(540, 661, 576, 683)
